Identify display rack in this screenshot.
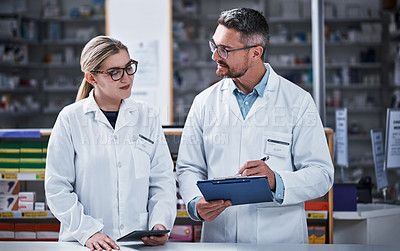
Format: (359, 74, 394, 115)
(0, 0, 105, 128)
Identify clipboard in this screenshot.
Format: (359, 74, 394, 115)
(116, 230, 170, 242)
(196, 176, 273, 206)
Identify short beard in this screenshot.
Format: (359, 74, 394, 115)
(216, 60, 248, 79)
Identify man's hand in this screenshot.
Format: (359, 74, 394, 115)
(85, 233, 119, 251)
(237, 159, 276, 191)
(197, 197, 232, 222)
(142, 224, 168, 246)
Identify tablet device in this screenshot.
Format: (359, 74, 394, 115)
(116, 230, 170, 242)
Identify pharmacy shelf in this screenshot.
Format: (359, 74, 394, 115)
(325, 17, 381, 23)
(0, 210, 54, 219)
(0, 87, 40, 93)
(0, 172, 45, 181)
(41, 16, 105, 23)
(43, 86, 79, 92)
(348, 162, 374, 168)
(326, 107, 382, 113)
(348, 134, 371, 141)
(325, 84, 381, 90)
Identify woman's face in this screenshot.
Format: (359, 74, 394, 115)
(90, 49, 134, 108)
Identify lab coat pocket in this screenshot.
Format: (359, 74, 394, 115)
(256, 205, 305, 243)
(139, 212, 149, 230)
(262, 131, 292, 158)
(131, 145, 151, 180)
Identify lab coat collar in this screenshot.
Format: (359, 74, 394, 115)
(82, 90, 138, 131)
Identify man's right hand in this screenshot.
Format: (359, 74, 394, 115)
(196, 197, 232, 222)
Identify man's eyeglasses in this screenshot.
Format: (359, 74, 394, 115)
(91, 59, 138, 81)
(209, 40, 257, 59)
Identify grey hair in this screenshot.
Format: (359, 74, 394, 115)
(76, 36, 128, 101)
(218, 8, 269, 59)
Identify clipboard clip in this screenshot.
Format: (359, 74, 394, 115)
(212, 176, 250, 184)
(213, 176, 249, 181)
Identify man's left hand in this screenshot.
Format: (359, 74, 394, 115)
(237, 159, 276, 191)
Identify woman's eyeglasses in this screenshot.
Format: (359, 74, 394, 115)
(91, 59, 138, 81)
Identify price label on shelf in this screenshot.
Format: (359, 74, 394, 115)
(1, 173, 18, 180)
(21, 211, 49, 218)
(36, 173, 45, 180)
(0, 212, 15, 218)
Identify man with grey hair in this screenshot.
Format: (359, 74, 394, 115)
(177, 8, 333, 243)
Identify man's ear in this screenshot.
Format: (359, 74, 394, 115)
(252, 46, 264, 60)
(85, 72, 96, 86)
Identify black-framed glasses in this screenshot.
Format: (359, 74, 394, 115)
(209, 40, 257, 59)
(91, 59, 138, 81)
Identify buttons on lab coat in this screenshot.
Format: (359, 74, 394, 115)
(120, 224, 124, 230)
(117, 162, 122, 168)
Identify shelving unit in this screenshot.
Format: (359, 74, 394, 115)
(0, 0, 105, 128)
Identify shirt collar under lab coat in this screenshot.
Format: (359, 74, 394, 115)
(228, 64, 270, 97)
(82, 89, 138, 131)
(222, 63, 278, 93)
(220, 63, 279, 121)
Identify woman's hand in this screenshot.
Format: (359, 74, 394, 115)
(142, 224, 168, 246)
(85, 232, 120, 251)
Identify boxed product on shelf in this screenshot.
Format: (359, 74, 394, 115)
(308, 226, 326, 244)
(18, 200, 34, 211)
(18, 191, 36, 211)
(14, 223, 36, 240)
(305, 201, 329, 211)
(169, 225, 193, 242)
(0, 180, 20, 194)
(0, 194, 18, 210)
(193, 225, 201, 242)
(313, 226, 326, 244)
(0, 223, 14, 241)
(19, 142, 44, 172)
(0, 142, 20, 173)
(36, 223, 60, 241)
(18, 191, 36, 202)
(34, 202, 45, 211)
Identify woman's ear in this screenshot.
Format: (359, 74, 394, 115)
(85, 72, 97, 86)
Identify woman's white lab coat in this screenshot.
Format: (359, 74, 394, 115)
(176, 64, 334, 243)
(45, 91, 176, 245)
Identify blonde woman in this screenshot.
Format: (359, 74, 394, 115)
(45, 36, 176, 250)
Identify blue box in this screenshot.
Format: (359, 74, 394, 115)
(333, 184, 357, 211)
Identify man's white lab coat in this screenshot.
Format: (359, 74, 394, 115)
(177, 64, 334, 243)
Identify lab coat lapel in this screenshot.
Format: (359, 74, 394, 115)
(114, 97, 138, 132)
(221, 80, 243, 122)
(245, 64, 279, 120)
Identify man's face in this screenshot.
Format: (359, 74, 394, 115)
(211, 25, 251, 79)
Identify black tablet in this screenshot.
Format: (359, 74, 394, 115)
(116, 230, 170, 242)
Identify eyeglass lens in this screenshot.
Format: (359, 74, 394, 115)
(110, 62, 137, 81)
(209, 40, 228, 59)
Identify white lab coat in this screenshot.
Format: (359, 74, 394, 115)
(45, 90, 176, 245)
(176, 64, 334, 243)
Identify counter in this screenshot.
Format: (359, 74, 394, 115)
(333, 203, 400, 244)
(0, 242, 399, 251)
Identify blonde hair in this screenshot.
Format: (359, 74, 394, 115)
(76, 36, 128, 101)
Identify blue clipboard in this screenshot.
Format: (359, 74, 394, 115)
(196, 176, 273, 206)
